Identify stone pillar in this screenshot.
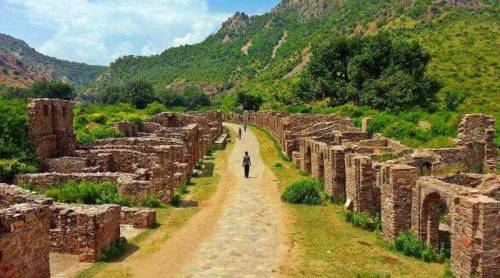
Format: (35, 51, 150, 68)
(451, 196, 500, 278)
(361, 117, 372, 133)
(152, 146, 174, 203)
(345, 154, 377, 214)
(324, 146, 347, 200)
(380, 164, 418, 241)
(28, 99, 76, 160)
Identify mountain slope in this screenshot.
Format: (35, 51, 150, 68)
(97, 0, 499, 120)
(0, 33, 106, 87)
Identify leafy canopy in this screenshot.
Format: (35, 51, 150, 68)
(296, 33, 441, 111)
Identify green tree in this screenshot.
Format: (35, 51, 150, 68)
(297, 33, 441, 111)
(30, 80, 75, 100)
(124, 80, 155, 109)
(236, 91, 263, 111)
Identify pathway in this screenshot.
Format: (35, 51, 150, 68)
(96, 123, 289, 277)
(181, 123, 287, 277)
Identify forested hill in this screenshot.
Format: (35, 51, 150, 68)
(97, 0, 499, 119)
(0, 33, 106, 88)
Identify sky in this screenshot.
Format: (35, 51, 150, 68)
(0, 0, 280, 66)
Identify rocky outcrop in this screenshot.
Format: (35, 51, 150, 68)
(221, 12, 251, 43)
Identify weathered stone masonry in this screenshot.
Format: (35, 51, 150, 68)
(1, 99, 224, 274)
(225, 111, 499, 278)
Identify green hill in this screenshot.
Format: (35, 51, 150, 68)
(97, 0, 499, 124)
(0, 33, 106, 87)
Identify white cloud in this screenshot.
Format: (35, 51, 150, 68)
(5, 0, 230, 65)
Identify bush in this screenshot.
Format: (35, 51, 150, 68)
(43, 181, 131, 206)
(393, 232, 446, 263)
(77, 125, 123, 145)
(274, 163, 283, 168)
(281, 178, 323, 205)
(139, 195, 166, 208)
(99, 237, 128, 262)
(0, 159, 38, 182)
(171, 193, 182, 207)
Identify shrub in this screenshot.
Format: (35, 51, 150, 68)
(139, 195, 166, 208)
(77, 125, 123, 145)
(99, 237, 128, 262)
(281, 178, 323, 205)
(179, 182, 189, 194)
(171, 193, 182, 207)
(0, 159, 38, 182)
(274, 163, 283, 168)
(43, 181, 131, 206)
(393, 232, 446, 263)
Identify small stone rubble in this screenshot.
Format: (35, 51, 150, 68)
(0, 99, 223, 277)
(225, 111, 499, 278)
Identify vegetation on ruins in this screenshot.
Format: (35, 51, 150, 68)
(393, 232, 448, 263)
(99, 237, 129, 262)
(344, 211, 382, 232)
(281, 177, 324, 205)
(39, 181, 132, 206)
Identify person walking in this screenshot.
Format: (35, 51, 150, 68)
(242, 151, 251, 178)
(244, 123, 247, 132)
(238, 127, 242, 140)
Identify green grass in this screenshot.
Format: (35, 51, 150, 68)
(252, 126, 445, 277)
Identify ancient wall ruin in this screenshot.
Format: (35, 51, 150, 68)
(28, 98, 76, 160)
(1, 99, 226, 274)
(0, 204, 51, 278)
(224, 111, 499, 278)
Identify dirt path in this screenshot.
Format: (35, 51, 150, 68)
(180, 123, 288, 277)
(89, 123, 289, 277)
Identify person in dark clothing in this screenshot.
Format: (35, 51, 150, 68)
(238, 127, 242, 140)
(244, 123, 247, 132)
(242, 151, 251, 178)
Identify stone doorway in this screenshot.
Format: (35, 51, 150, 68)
(420, 192, 450, 254)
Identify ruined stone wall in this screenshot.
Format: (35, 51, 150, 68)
(345, 154, 379, 214)
(457, 114, 497, 173)
(120, 207, 156, 229)
(0, 204, 51, 278)
(28, 99, 76, 160)
(228, 111, 499, 278)
(113, 121, 139, 137)
(380, 164, 418, 241)
(451, 195, 499, 278)
(15, 172, 136, 190)
(50, 204, 121, 262)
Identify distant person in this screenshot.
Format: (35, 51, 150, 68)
(238, 127, 242, 140)
(244, 123, 247, 132)
(242, 151, 251, 178)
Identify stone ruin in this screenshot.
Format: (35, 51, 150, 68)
(225, 111, 499, 278)
(0, 99, 225, 277)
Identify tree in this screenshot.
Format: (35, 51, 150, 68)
(98, 84, 124, 104)
(124, 79, 155, 109)
(236, 91, 263, 111)
(297, 33, 441, 111)
(30, 80, 75, 100)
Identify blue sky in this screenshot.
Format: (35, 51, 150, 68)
(0, 0, 280, 66)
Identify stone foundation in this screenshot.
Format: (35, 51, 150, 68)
(120, 207, 157, 228)
(0, 204, 51, 278)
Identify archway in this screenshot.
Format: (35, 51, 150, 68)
(421, 192, 450, 255)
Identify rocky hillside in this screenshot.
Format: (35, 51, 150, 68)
(96, 0, 499, 120)
(0, 33, 105, 88)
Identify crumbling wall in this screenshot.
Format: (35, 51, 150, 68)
(0, 204, 51, 278)
(28, 99, 76, 160)
(120, 207, 156, 229)
(457, 114, 497, 173)
(345, 154, 379, 214)
(451, 195, 499, 278)
(50, 204, 121, 262)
